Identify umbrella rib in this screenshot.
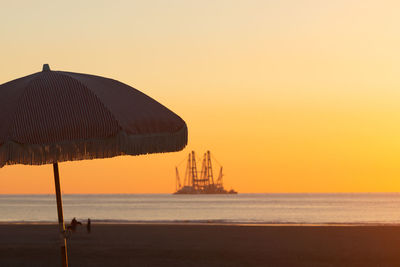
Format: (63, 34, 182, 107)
(4, 72, 43, 142)
(54, 71, 124, 133)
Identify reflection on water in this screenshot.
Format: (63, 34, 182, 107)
(1, 193, 400, 224)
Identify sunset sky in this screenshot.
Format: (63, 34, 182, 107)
(1, 0, 400, 193)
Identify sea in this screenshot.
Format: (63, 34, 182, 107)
(1, 193, 400, 225)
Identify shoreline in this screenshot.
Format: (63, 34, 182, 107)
(2, 221, 400, 227)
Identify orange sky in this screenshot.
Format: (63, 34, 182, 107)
(1, 1, 400, 193)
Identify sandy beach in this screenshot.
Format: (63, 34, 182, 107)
(1, 224, 400, 266)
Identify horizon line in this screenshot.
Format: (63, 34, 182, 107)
(2, 192, 400, 195)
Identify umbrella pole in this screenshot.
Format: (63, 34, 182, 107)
(53, 162, 68, 267)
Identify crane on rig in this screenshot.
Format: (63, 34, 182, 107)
(174, 151, 237, 194)
(175, 167, 181, 192)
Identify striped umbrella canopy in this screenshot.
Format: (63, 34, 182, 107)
(0, 64, 188, 267)
(0, 64, 187, 166)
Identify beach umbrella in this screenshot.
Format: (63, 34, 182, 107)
(0, 64, 188, 267)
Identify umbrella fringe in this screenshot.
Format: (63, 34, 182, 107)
(0, 125, 188, 167)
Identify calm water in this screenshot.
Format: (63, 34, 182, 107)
(1, 193, 400, 224)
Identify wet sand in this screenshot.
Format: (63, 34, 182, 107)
(1, 224, 400, 266)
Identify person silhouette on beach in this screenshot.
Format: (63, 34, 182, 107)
(87, 218, 91, 233)
(67, 217, 82, 232)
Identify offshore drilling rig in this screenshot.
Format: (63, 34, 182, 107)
(174, 151, 237, 194)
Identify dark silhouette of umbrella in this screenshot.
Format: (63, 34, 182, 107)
(0, 64, 188, 267)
